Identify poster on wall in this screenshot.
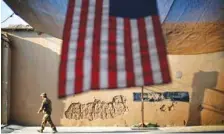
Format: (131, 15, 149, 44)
(133, 91, 189, 102)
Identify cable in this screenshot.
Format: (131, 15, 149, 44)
(144, 87, 157, 92)
(144, 86, 164, 92)
(1, 13, 15, 23)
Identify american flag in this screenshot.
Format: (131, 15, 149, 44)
(59, 0, 171, 98)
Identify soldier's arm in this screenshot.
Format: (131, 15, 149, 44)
(37, 100, 45, 113)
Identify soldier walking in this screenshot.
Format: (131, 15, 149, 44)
(37, 93, 58, 133)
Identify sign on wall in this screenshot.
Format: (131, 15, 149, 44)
(133, 91, 189, 102)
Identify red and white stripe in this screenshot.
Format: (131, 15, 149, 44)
(59, 0, 170, 97)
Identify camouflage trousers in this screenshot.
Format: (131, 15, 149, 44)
(41, 114, 56, 131)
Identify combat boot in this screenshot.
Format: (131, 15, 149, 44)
(52, 128, 58, 133)
(37, 129, 43, 133)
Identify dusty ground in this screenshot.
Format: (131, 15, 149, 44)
(2, 125, 224, 133)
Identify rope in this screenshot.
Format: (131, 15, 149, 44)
(1, 13, 15, 23)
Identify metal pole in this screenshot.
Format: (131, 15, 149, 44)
(1, 33, 11, 124)
(141, 86, 146, 127)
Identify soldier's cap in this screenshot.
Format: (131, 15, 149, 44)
(40, 92, 47, 97)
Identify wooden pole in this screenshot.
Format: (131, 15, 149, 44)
(141, 86, 146, 127)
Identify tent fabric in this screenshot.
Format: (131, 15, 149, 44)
(4, 0, 174, 39)
(165, 0, 224, 22)
(4, 0, 224, 55)
(163, 23, 224, 55)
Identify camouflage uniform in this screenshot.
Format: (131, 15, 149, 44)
(38, 93, 57, 133)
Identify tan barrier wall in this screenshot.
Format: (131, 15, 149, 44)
(5, 30, 224, 126)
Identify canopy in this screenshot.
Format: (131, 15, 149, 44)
(4, 0, 224, 54)
(5, 0, 223, 39)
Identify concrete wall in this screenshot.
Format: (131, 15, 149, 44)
(6, 31, 224, 126)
